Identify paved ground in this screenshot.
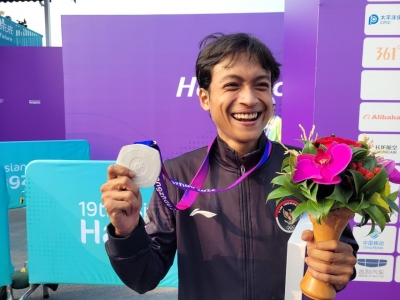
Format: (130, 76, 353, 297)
(8, 208, 178, 300)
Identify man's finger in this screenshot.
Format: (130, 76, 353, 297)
(105, 198, 134, 217)
(107, 164, 135, 181)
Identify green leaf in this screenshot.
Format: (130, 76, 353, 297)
(282, 177, 308, 202)
(365, 206, 387, 232)
(310, 183, 319, 203)
(387, 191, 399, 202)
(307, 200, 322, 224)
(298, 181, 318, 202)
(291, 202, 308, 221)
(352, 147, 369, 160)
(383, 213, 391, 223)
(359, 167, 388, 196)
(331, 201, 346, 210)
(362, 156, 377, 170)
(387, 198, 400, 214)
(347, 170, 366, 194)
(365, 192, 390, 213)
(289, 155, 297, 171)
(302, 141, 317, 155)
(356, 211, 370, 227)
(327, 184, 353, 204)
(267, 186, 292, 201)
(317, 198, 335, 219)
(367, 219, 376, 236)
(381, 182, 391, 197)
(271, 174, 287, 186)
(347, 197, 370, 213)
(281, 156, 290, 170)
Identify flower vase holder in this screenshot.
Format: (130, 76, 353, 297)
(300, 207, 354, 300)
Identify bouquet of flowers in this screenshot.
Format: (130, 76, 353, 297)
(267, 125, 400, 234)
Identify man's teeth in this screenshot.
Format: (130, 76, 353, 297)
(233, 113, 258, 120)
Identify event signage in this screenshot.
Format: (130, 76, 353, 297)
(283, 0, 400, 298)
(0, 140, 90, 208)
(61, 13, 284, 161)
(0, 47, 65, 142)
(25, 160, 178, 286)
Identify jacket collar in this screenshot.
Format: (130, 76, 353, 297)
(212, 134, 267, 171)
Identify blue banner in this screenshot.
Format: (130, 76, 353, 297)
(0, 140, 90, 209)
(0, 166, 14, 286)
(25, 160, 178, 287)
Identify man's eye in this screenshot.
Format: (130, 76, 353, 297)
(258, 83, 270, 88)
(256, 83, 270, 90)
(223, 83, 239, 88)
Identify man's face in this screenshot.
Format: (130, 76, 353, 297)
(199, 53, 273, 150)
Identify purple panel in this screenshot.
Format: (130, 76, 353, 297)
(62, 14, 284, 160)
(281, 0, 319, 147)
(313, 0, 365, 140)
(284, 0, 400, 298)
(0, 47, 65, 141)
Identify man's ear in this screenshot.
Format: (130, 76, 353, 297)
(199, 88, 210, 111)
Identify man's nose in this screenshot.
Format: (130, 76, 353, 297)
(238, 86, 257, 106)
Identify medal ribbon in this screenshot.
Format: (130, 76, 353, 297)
(134, 138, 272, 211)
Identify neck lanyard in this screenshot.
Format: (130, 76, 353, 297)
(135, 138, 272, 211)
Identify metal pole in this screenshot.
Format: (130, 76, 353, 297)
(44, 0, 51, 46)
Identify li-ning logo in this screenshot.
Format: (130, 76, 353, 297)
(29, 100, 41, 105)
(190, 208, 216, 218)
(368, 14, 379, 25)
(130, 158, 146, 176)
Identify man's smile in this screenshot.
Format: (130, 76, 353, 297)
(231, 112, 262, 121)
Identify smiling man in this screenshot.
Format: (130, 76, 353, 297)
(101, 33, 358, 300)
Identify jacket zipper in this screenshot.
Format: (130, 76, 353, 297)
(240, 164, 252, 300)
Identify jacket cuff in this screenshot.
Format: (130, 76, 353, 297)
(106, 217, 151, 258)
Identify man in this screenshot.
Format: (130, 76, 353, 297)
(264, 97, 282, 142)
(101, 33, 358, 300)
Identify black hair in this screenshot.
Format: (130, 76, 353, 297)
(196, 32, 281, 91)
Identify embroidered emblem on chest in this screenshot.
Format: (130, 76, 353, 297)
(275, 199, 300, 233)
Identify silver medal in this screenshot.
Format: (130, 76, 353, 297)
(116, 144, 162, 188)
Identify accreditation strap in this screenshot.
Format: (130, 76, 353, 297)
(132, 138, 271, 211)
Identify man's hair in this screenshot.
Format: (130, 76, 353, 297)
(196, 32, 281, 91)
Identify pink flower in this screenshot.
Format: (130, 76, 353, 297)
(293, 142, 353, 185)
(378, 158, 400, 184)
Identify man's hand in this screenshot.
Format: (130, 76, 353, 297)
(301, 230, 356, 291)
(101, 164, 142, 237)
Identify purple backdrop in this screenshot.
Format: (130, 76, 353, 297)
(0, 47, 65, 141)
(61, 14, 284, 160)
(283, 0, 400, 298)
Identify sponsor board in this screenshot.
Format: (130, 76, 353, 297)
(353, 225, 397, 253)
(359, 102, 400, 132)
(354, 254, 394, 282)
(361, 70, 400, 100)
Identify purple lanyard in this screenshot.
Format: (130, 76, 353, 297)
(135, 138, 272, 211)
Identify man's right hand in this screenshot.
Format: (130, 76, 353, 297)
(101, 164, 142, 237)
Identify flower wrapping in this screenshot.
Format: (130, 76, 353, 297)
(267, 126, 400, 234)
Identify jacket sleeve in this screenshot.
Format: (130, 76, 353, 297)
(105, 178, 177, 294)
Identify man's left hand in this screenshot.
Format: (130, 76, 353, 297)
(301, 229, 357, 291)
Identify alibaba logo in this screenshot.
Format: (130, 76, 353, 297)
(363, 114, 371, 120)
